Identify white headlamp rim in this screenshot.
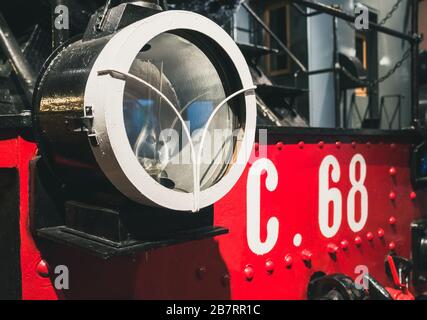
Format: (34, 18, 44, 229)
(84, 10, 257, 211)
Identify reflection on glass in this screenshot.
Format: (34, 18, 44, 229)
(123, 32, 239, 193)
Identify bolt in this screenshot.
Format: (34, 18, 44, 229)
(354, 236, 362, 246)
(265, 259, 274, 274)
(244, 265, 254, 281)
(284, 254, 293, 268)
(388, 241, 396, 251)
(298, 141, 304, 149)
(36, 260, 49, 278)
(340, 240, 349, 250)
(366, 232, 374, 241)
(388, 216, 397, 225)
(418, 276, 427, 284)
(196, 266, 206, 280)
(221, 274, 230, 287)
(351, 141, 357, 148)
(410, 191, 417, 200)
(367, 142, 371, 147)
(301, 249, 313, 262)
(336, 141, 341, 148)
(276, 142, 284, 150)
(389, 191, 396, 201)
(389, 167, 397, 176)
(377, 228, 385, 238)
(318, 141, 324, 149)
(391, 143, 396, 149)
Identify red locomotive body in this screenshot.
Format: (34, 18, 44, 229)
(0, 0, 426, 301)
(2, 130, 424, 299)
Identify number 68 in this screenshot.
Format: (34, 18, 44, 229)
(318, 154, 368, 238)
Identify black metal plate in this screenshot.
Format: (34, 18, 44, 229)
(0, 168, 22, 299)
(37, 225, 228, 260)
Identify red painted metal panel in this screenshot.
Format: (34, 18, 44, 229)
(0, 137, 57, 299)
(13, 137, 57, 300)
(0, 139, 19, 168)
(4, 135, 423, 299)
(215, 141, 424, 299)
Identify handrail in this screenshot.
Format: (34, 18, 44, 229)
(240, 1, 308, 73)
(293, 0, 419, 43)
(0, 12, 35, 103)
(292, 3, 322, 17)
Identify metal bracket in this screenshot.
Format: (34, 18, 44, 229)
(80, 106, 99, 146)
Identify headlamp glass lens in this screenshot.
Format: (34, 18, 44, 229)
(123, 32, 239, 193)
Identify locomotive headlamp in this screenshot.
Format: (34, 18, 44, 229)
(34, 11, 256, 212)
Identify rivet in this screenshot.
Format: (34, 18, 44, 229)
(340, 240, 349, 250)
(284, 254, 293, 268)
(221, 274, 230, 287)
(318, 141, 324, 149)
(276, 142, 284, 150)
(388, 216, 397, 225)
(389, 191, 396, 201)
(410, 191, 417, 200)
(36, 260, 49, 278)
(265, 259, 274, 274)
(336, 141, 341, 148)
(377, 228, 385, 238)
(301, 249, 313, 262)
(351, 141, 357, 148)
(354, 236, 362, 246)
(298, 141, 304, 149)
(388, 241, 396, 251)
(327, 243, 339, 254)
(244, 265, 254, 281)
(389, 167, 397, 176)
(196, 266, 206, 279)
(366, 232, 374, 241)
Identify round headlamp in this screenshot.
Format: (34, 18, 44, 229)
(35, 10, 256, 212)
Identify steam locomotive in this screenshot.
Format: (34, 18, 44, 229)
(0, 0, 426, 300)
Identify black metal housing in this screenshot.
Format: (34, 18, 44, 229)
(30, 157, 227, 259)
(338, 54, 368, 90)
(0, 168, 22, 299)
(412, 220, 427, 288)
